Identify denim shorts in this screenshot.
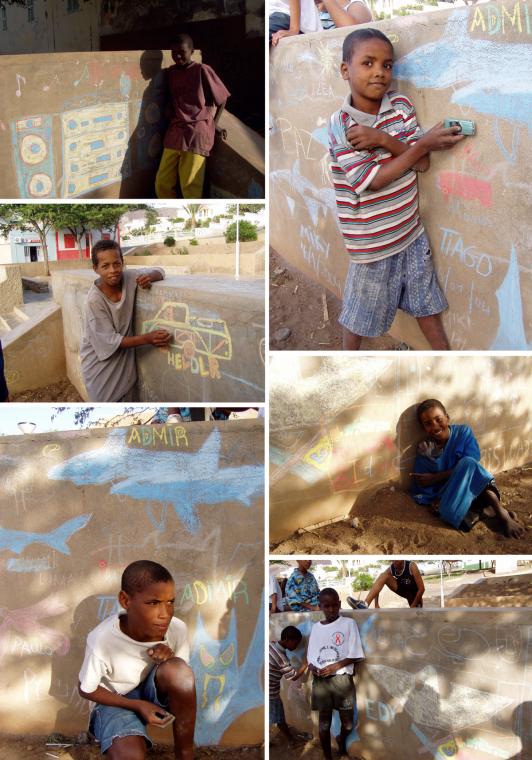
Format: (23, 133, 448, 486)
(269, 695, 286, 725)
(89, 667, 168, 754)
(339, 232, 448, 337)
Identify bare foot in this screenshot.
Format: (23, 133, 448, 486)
(334, 735, 348, 758)
(501, 510, 525, 539)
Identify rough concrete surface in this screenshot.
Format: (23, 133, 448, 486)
(270, 5, 532, 349)
(0, 420, 264, 745)
(270, 608, 532, 760)
(0, 265, 24, 312)
(269, 354, 532, 546)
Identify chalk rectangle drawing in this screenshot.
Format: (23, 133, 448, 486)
(10, 115, 56, 198)
(61, 103, 130, 197)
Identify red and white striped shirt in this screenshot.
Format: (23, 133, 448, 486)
(328, 91, 425, 263)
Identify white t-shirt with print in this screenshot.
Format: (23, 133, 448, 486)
(307, 615, 364, 675)
(79, 614, 189, 695)
(269, 0, 321, 34)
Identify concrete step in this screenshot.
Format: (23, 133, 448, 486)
(446, 595, 531, 608)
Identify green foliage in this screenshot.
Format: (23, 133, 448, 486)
(177, 246, 189, 255)
(164, 236, 176, 247)
(227, 204, 263, 214)
(351, 572, 374, 592)
(225, 220, 258, 243)
(171, 217, 185, 223)
(131, 248, 151, 256)
(189, 239, 199, 246)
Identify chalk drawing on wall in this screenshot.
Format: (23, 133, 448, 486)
(48, 428, 263, 534)
(491, 245, 532, 349)
(142, 301, 233, 381)
(10, 115, 56, 198)
(393, 8, 532, 129)
(190, 598, 264, 744)
(367, 664, 515, 732)
(0, 514, 92, 555)
(0, 596, 70, 663)
(61, 102, 130, 198)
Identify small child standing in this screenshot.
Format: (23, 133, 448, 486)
(269, 625, 307, 742)
(328, 29, 465, 350)
(78, 560, 196, 759)
(80, 240, 171, 402)
(307, 588, 365, 760)
(155, 34, 230, 199)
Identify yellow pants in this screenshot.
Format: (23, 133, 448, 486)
(155, 148, 206, 199)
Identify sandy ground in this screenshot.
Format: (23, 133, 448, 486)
(270, 463, 532, 554)
(10, 378, 83, 402)
(0, 736, 263, 760)
(269, 249, 405, 351)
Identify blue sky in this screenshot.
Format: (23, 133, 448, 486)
(0, 404, 153, 436)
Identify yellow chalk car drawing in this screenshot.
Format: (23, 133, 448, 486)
(142, 302, 233, 361)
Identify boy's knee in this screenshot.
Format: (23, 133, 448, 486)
(156, 657, 195, 694)
(107, 736, 146, 760)
(318, 714, 332, 733)
(456, 456, 477, 469)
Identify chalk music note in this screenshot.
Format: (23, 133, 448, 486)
(73, 65, 89, 87)
(43, 74, 61, 92)
(15, 73, 26, 97)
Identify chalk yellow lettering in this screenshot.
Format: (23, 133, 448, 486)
(502, 2, 522, 32)
(153, 426, 168, 446)
(199, 355, 210, 377)
(141, 428, 152, 446)
(42, 443, 60, 457)
(488, 6, 501, 33)
(174, 426, 188, 447)
(470, 6, 486, 31)
(180, 584, 194, 605)
(193, 580, 209, 605)
(232, 580, 249, 605)
(128, 428, 142, 445)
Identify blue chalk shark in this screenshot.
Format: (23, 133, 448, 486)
(48, 428, 263, 534)
(0, 514, 92, 555)
(393, 9, 532, 134)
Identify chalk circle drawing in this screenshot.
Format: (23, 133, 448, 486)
(28, 173, 53, 198)
(142, 302, 233, 362)
(11, 116, 56, 198)
(20, 134, 48, 164)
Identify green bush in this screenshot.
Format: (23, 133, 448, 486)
(225, 220, 258, 243)
(171, 217, 185, 223)
(131, 248, 151, 256)
(351, 572, 374, 592)
(189, 239, 199, 246)
(164, 236, 176, 247)
(177, 246, 189, 255)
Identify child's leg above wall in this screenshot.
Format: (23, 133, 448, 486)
(318, 708, 334, 760)
(416, 314, 450, 350)
(179, 152, 206, 198)
(155, 148, 180, 198)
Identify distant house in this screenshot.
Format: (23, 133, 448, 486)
(3, 228, 117, 264)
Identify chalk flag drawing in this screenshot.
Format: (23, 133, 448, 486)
(0, 596, 70, 663)
(367, 664, 514, 731)
(48, 428, 263, 533)
(393, 8, 532, 133)
(61, 102, 130, 197)
(0, 514, 92, 555)
(190, 597, 264, 744)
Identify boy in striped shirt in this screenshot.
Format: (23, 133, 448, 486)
(328, 29, 465, 350)
(269, 625, 307, 742)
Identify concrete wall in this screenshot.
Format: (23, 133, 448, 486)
(126, 250, 265, 276)
(0, 265, 24, 312)
(0, 49, 264, 199)
(270, 6, 532, 350)
(269, 354, 532, 541)
(1, 304, 66, 395)
(52, 269, 265, 402)
(0, 420, 264, 745)
(270, 608, 532, 760)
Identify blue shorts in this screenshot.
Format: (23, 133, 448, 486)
(339, 232, 448, 337)
(269, 695, 286, 725)
(89, 667, 168, 755)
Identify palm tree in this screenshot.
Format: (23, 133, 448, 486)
(183, 204, 204, 238)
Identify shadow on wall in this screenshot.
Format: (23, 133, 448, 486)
(271, 609, 531, 760)
(119, 50, 168, 199)
(269, 356, 532, 538)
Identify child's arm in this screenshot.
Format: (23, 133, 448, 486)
(271, 0, 301, 47)
(320, 0, 372, 26)
(318, 657, 357, 676)
(79, 683, 169, 726)
(135, 268, 165, 289)
(409, 562, 425, 608)
(347, 125, 430, 172)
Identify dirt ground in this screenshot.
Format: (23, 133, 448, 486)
(271, 462, 532, 554)
(0, 736, 263, 760)
(269, 249, 406, 351)
(10, 378, 83, 402)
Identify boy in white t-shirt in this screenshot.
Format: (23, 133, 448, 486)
(307, 588, 365, 759)
(79, 560, 196, 759)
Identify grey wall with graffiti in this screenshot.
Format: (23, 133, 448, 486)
(270, 608, 532, 759)
(0, 421, 264, 744)
(270, 5, 532, 349)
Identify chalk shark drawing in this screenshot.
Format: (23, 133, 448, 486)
(0, 514, 92, 555)
(367, 664, 514, 732)
(48, 428, 263, 534)
(393, 9, 532, 134)
(491, 245, 532, 349)
(190, 596, 264, 744)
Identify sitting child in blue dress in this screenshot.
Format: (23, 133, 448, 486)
(410, 399, 524, 538)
